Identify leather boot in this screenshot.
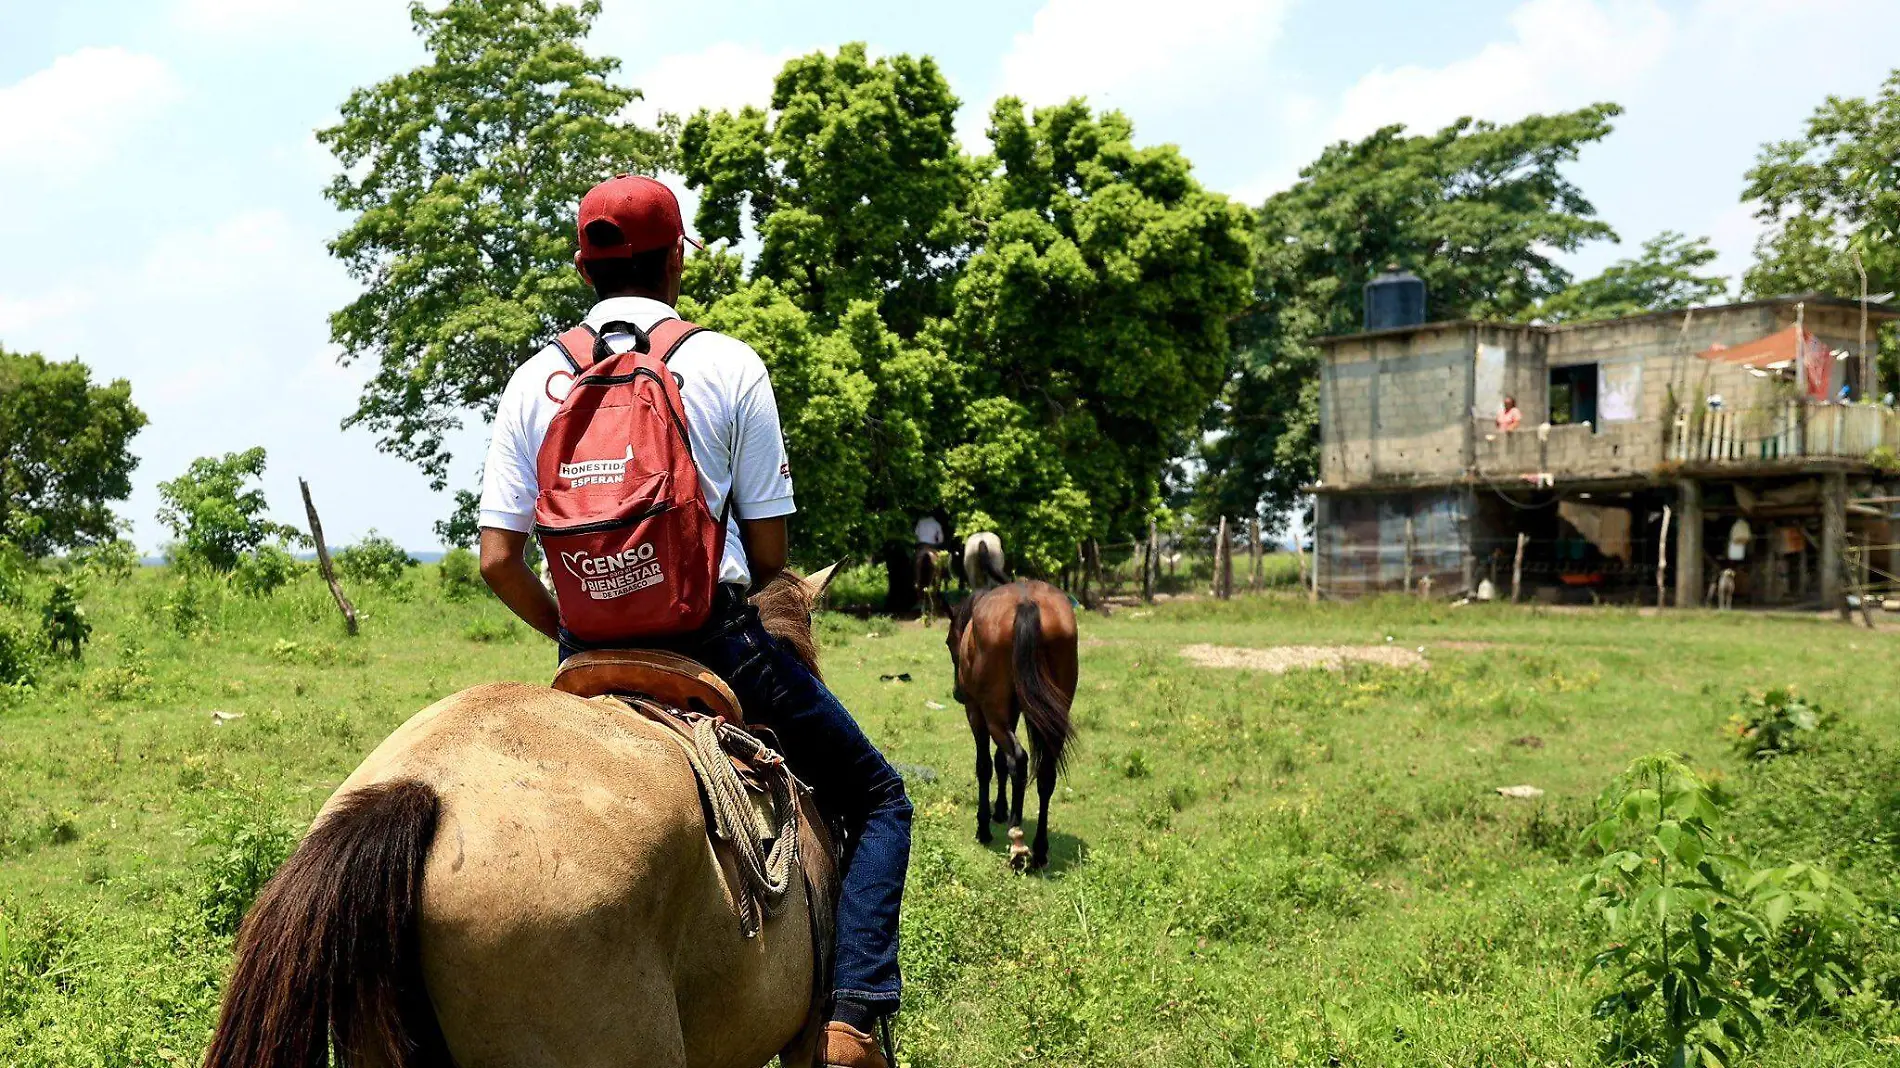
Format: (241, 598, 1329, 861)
(818, 1021, 889, 1068)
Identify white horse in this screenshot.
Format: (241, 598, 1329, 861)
(961, 531, 1009, 589)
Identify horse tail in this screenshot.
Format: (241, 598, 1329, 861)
(1012, 599, 1072, 777)
(203, 779, 448, 1068)
(975, 541, 1010, 588)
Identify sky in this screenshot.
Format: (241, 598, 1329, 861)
(4, 0, 1899, 554)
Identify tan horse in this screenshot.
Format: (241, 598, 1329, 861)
(913, 547, 949, 626)
(204, 570, 839, 1068)
(946, 579, 1076, 870)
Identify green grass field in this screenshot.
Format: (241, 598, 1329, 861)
(4, 564, 1900, 1066)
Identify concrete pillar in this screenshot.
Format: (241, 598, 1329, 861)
(1675, 479, 1703, 608)
(1822, 470, 1847, 608)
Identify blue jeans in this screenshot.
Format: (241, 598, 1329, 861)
(560, 595, 911, 1011)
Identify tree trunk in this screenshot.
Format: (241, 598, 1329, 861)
(300, 478, 358, 637)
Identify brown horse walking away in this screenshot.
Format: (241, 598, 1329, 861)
(202, 569, 839, 1068)
(947, 578, 1077, 870)
(913, 546, 949, 626)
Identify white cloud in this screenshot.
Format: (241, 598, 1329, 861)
(996, 0, 1291, 111)
(0, 289, 85, 337)
(1328, 0, 1672, 142)
(172, 0, 396, 35)
(623, 41, 795, 126)
(0, 48, 179, 174)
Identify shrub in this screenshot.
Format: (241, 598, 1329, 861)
(158, 572, 222, 635)
(439, 546, 483, 600)
(335, 530, 416, 590)
(232, 542, 301, 598)
(83, 640, 152, 702)
(1729, 686, 1832, 760)
(1579, 752, 1870, 1067)
(39, 580, 89, 658)
(462, 617, 517, 643)
(194, 796, 299, 937)
(155, 448, 302, 571)
(69, 538, 139, 579)
(0, 612, 43, 689)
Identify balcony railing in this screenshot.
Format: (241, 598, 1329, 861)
(1668, 401, 1900, 465)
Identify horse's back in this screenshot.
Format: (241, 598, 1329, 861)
(326, 681, 814, 1068)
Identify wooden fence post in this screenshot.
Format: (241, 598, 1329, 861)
(1511, 531, 1527, 605)
(300, 478, 358, 637)
(1215, 516, 1232, 600)
(1143, 518, 1157, 603)
(1656, 505, 1671, 609)
(1248, 517, 1262, 592)
(1403, 515, 1415, 596)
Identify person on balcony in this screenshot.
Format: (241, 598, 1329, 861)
(1496, 396, 1522, 432)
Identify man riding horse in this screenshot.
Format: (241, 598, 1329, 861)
(474, 175, 910, 1068)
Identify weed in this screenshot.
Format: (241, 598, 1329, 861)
(462, 617, 518, 643)
(1729, 686, 1833, 760)
(193, 793, 300, 937)
(1120, 749, 1151, 779)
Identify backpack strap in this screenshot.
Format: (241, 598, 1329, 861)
(645, 318, 706, 363)
(553, 324, 602, 374)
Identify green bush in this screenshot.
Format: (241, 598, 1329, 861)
(69, 538, 139, 580)
(157, 572, 222, 635)
(39, 580, 89, 658)
(231, 542, 301, 598)
(1729, 686, 1833, 760)
(462, 617, 517, 643)
(1579, 753, 1872, 1067)
(438, 546, 483, 601)
(82, 639, 152, 703)
(194, 795, 300, 937)
(335, 530, 416, 590)
(0, 612, 43, 689)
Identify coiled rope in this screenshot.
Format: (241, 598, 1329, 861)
(690, 714, 799, 938)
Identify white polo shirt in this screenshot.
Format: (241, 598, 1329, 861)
(478, 296, 795, 587)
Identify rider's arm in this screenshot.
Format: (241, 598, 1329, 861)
(741, 516, 788, 591)
(479, 526, 561, 641)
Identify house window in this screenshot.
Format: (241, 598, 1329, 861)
(1549, 364, 1598, 428)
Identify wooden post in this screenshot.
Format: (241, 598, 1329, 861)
(1403, 515, 1416, 597)
(1142, 518, 1157, 603)
(1822, 470, 1847, 610)
(1656, 505, 1672, 609)
(1511, 531, 1526, 604)
(1675, 479, 1703, 609)
(299, 478, 358, 637)
(1294, 533, 1308, 595)
(1248, 517, 1262, 592)
(1215, 516, 1232, 600)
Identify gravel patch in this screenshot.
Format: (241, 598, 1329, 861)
(1178, 643, 1428, 673)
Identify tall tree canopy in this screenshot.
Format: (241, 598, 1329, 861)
(321, 0, 667, 496)
(681, 43, 970, 337)
(156, 448, 302, 572)
(1201, 105, 1622, 527)
(0, 348, 147, 556)
(952, 98, 1252, 564)
(1531, 231, 1727, 324)
(1743, 70, 1900, 391)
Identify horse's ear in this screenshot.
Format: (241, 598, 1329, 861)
(805, 561, 843, 599)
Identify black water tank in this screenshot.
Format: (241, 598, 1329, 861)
(1364, 267, 1426, 331)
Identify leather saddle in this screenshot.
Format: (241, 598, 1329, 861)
(552, 648, 743, 722)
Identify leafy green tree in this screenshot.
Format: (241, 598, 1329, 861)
(321, 0, 668, 496)
(335, 530, 418, 590)
(1743, 70, 1900, 388)
(0, 347, 147, 556)
(156, 449, 302, 572)
(1532, 231, 1727, 323)
(956, 98, 1252, 557)
(231, 542, 303, 598)
(1202, 106, 1622, 526)
(680, 43, 970, 336)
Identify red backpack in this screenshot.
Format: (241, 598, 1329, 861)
(533, 318, 724, 645)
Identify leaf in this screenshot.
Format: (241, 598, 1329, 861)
(1762, 893, 1793, 930)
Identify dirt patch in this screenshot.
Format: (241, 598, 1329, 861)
(1178, 643, 1427, 673)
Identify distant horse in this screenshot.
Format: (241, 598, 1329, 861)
(203, 569, 843, 1068)
(962, 531, 1009, 590)
(946, 580, 1076, 870)
(914, 546, 950, 625)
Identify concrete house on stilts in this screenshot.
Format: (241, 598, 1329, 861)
(1310, 272, 1900, 609)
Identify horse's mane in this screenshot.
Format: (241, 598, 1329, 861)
(751, 569, 823, 680)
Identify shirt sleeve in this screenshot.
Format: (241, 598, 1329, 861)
(729, 370, 795, 520)
(478, 375, 537, 533)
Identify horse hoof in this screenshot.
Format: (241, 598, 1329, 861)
(976, 827, 992, 845)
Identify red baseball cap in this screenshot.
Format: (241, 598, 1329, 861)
(576, 174, 701, 259)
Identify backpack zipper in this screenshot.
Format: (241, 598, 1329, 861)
(533, 500, 670, 538)
(571, 366, 696, 461)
